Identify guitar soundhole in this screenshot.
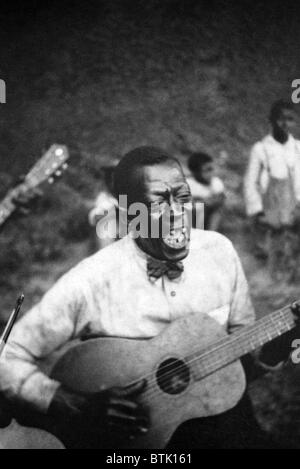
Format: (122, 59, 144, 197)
(156, 358, 190, 395)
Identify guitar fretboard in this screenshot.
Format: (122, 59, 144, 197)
(190, 305, 296, 380)
(0, 144, 68, 227)
(0, 193, 17, 225)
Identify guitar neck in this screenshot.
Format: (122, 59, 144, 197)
(191, 305, 296, 380)
(0, 192, 17, 226)
(0, 181, 31, 227)
(0, 144, 69, 227)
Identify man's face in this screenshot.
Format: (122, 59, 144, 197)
(194, 162, 214, 185)
(272, 108, 296, 140)
(134, 162, 192, 261)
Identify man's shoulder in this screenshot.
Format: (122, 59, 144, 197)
(190, 229, 233, 252)
(189, 230, 238, 272)
(68, 237, 131, 279)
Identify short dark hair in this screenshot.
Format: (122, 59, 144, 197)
(269, 100, 294, 123)
(113, 146, 181, 204)
(188, 152, 213, 173)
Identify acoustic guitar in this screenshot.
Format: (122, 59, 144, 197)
(0, 144, 69, 227)
(48, 300, 298, 448)
(2, 301, 298, 448)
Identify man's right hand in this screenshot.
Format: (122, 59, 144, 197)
(48, 380, 149, 447)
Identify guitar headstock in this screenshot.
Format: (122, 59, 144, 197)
(25, 144, 69, 188)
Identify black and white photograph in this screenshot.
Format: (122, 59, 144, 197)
(0, 0, 300, 452)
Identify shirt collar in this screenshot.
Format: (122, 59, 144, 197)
(125, 231, 187, 283)
(265, 133, 294, 147)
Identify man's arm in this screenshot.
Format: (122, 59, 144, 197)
(227, 243, 300, 378)
(0, 266, 87, 412)
(226, 243, 286, 380)
(0, 264, 149, 446)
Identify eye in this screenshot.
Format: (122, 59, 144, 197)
(149, 200, 167, 213)
(176, 192, 192, 202)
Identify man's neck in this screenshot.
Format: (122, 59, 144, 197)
(135, 237, 161, 260)
(135, 237, 188, 263)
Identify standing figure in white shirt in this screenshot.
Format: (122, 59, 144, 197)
(187, 152, 225, 231)
(244, 100, 300, 277)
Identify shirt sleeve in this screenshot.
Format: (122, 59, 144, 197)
(0, 266, 88, 413)
(227, 244, 256, 334)
(187, 177, 209, 200)
(244, 143, 264, 216)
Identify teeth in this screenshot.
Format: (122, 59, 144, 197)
(163, 230, 188, 249)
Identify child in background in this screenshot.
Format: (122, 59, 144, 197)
(187, 152, 225, 231)
(244, 100, 300, 279)
(88, 165, 119, 250)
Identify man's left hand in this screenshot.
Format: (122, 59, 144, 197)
(291, 302, 300, 327)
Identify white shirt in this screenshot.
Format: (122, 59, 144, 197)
(187, 176, 225, 201)
(0, 229, 255, 412)
(244, 134, 300, 216)
(88, 191, 118, 226)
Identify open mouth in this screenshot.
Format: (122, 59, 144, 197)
(162, 228, 189, 250)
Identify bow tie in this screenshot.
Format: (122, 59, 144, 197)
(147, 257, 184, 282)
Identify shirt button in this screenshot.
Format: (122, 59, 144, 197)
(170, 291, 176, 297)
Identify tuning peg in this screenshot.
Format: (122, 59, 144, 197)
(48, 177, 54, 184)
(62, 163, 68, 170)
(55, 170, 62, 177)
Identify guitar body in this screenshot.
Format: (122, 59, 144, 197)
(0, 420, 64, 449)
(52, 313, 246, 448)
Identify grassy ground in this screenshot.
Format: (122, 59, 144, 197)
(0, 0, 300, 447)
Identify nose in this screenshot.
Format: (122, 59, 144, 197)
(169, 197, 185, 219)
(165, 200, 186, 231)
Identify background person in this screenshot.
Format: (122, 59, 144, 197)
(88, 165, 119, 251)
(186, 152, 225, 231)
(244, 100, 300, 278)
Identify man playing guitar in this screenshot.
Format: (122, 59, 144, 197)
(0, 146, 299, 448)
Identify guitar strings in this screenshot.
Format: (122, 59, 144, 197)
(142, 306, 294, 397)
(131, 305, 295, 401)
(142, 311, 294, 401)
(4, 304, 295, 403)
